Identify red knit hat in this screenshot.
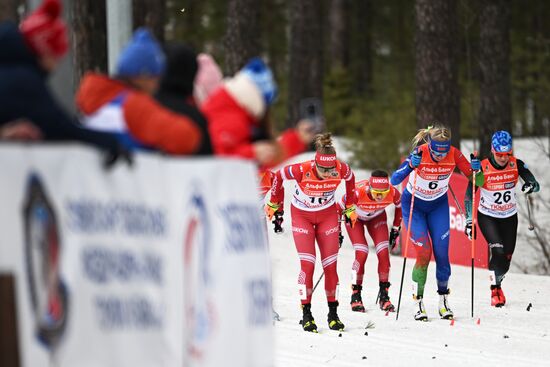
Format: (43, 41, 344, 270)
(20, 0, 68, 59)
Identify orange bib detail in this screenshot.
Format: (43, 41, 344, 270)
(478, 157, 519, 218)
(407, 144, 456, 201)
(297, 161, 342, 197)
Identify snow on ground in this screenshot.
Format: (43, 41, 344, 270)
(268, 136, 550, 366)
(269, 226, 550, 367)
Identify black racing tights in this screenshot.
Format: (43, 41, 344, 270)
(477, 212, 518, 286)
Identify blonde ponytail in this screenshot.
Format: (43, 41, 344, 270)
(412, 124, 451, 149)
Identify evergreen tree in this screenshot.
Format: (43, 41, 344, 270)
(71, 0, 107, 85)
(415, 0, 461, 148)
(479, 0, 511, 158)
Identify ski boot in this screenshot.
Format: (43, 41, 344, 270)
(350, 284, 366, 312)
(413, 295, 428, 321)
(327, 301, 345, 331)
(378, 282, 395, 312)
(300, 303, 318, 332)
(438, 290, 454, 320)
(491, 285, 506, 307)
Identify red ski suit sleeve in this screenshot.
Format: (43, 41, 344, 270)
(453, 146, 473, 177)
(392, 188, 402, 227)
(340, 162, 357, 206)
(268, 163, 303, 204)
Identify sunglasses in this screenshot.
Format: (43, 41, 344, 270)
(493, 151, 512, 158)
(316, 164, 336, 174)
(371, 188, 390, 196)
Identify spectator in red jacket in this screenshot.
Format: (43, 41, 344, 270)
(202, 57, 313, 169)
(76, 28, 202, 155)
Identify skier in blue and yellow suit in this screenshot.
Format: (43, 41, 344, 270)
(391, 125, 484, 321)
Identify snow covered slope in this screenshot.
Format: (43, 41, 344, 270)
(268, 136, 550, 366)
(269, 227, 550, 367)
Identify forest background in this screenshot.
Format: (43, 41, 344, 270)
(1, 0, 549, 170)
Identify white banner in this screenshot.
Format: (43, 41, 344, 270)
(0, 144, 273, 367)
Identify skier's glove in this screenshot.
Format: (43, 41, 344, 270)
(470, 153, 481, 171)
(343, 204, 358, 228)
(389, 226, 400, 250)
(464, 219, 476, 240)
(409, 150, 422, 168)
(264, 201, 281, 220)
(272, 211, 284, 233)
(522, 181, 540, 195)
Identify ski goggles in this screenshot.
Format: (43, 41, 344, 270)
(492, 149, 512, 158)
(370, 187, 390, 196)
(316, 164, 336, 174)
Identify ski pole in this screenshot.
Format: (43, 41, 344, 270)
(311, 272, 324, 294)
(396, 170, 418, 321)
(470, 154, 478, 318)
(448, 185, 465, 217)
(525, 195, 535, 231)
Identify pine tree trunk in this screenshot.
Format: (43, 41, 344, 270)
(478, 0, 511, 158)
(0, 0, 22, 22)
(352, 0, 372, 95)
(223, 0, 260, 75)
(415, 0, 461, 148)
(71, 0, 107, 85)
(329, 0, 350, 70)
(133, 0, 166, 43)
(288, 0, 324, 127)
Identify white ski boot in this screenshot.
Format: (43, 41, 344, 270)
(413, 295, 428, 321)
(438, 292, 454, 320)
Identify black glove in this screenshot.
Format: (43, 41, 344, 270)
(521, 182, 539, 195)
(103, 144, 133, 170)
(389, 226, 400, 250)
(338, 231, 344, 246)
(464, 219, 476, 240)
(272, 211, 284, 233)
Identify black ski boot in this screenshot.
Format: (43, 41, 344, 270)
(300, 303, 318, 333)
(327, 301, 345, 331)
(350, 284, 366, 312)
(378, 282, 395, 312)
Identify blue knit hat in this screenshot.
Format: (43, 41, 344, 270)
(116, 28, 165, 77)
(491, 130, 513, 153)
(240, 57, 277, 105)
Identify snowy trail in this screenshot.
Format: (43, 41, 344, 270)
(269, 226, 550, 367)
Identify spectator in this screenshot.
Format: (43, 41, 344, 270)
(194, 53, 223, 107)
(155, 43, 212, 155)
(203, 57, 312, 169)
(0, 0, 122, 155)
(76, 28, 202, 155)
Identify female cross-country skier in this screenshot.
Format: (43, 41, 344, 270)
(390, 125, 483, 321)
(265, 132, 357, 332)
(338, 170, 402, 313)
(464, 130, 540, 307)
